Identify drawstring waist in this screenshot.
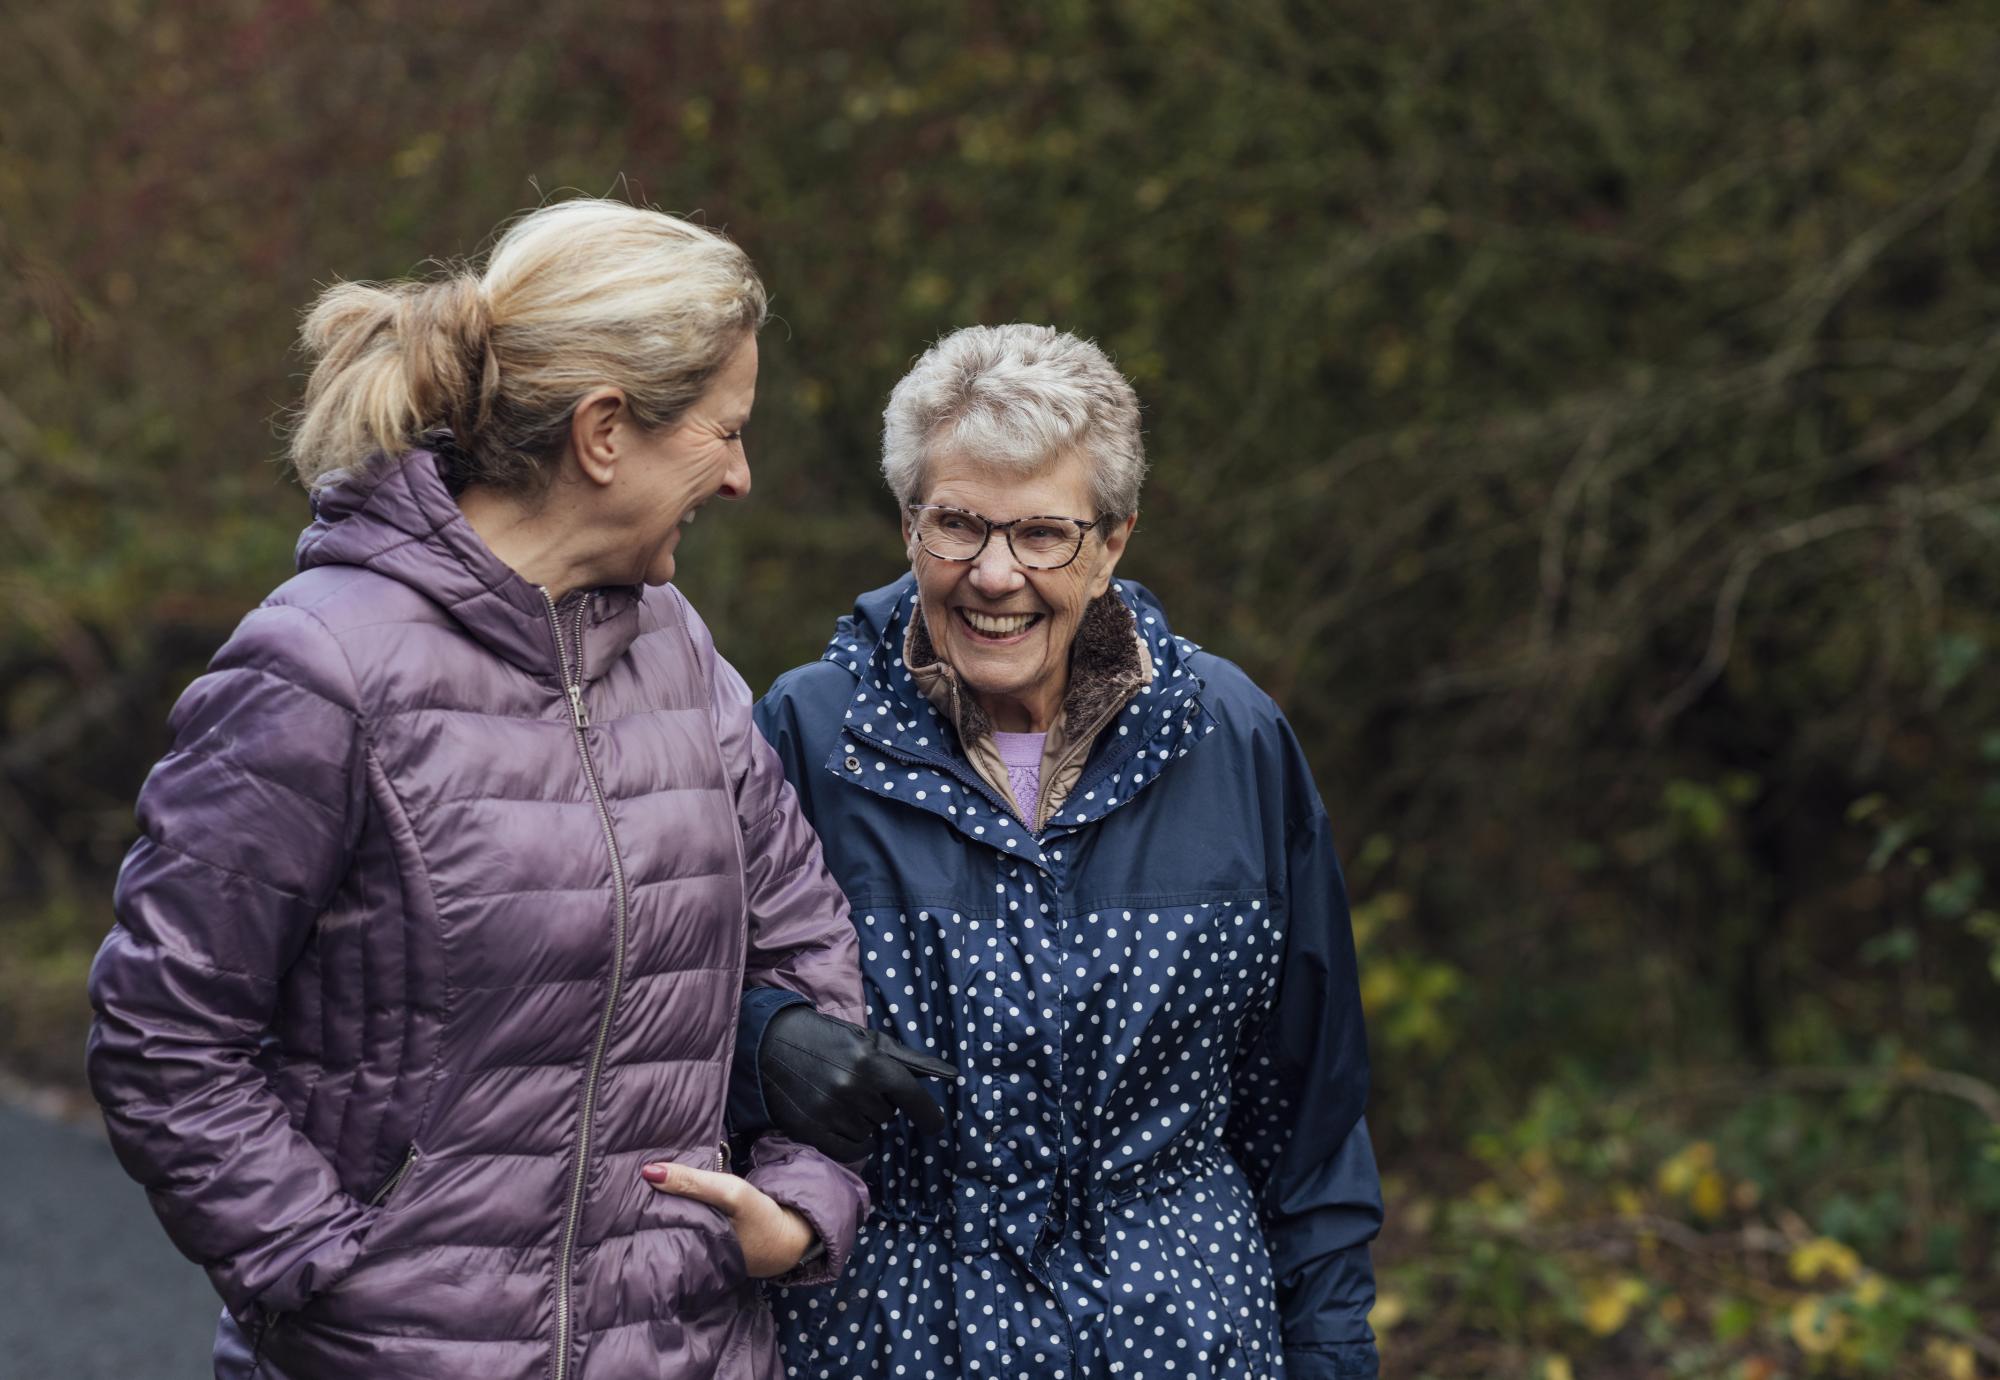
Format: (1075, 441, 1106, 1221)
(872, 1142, 1235, 1269)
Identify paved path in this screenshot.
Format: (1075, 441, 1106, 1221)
(0, 1100, 217, 1377)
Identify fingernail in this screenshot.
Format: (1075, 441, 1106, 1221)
(641, 1162, 671, 1184)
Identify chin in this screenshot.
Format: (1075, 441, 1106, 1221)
(954, 655, 1038, 701)
(641, 533, 683, 586)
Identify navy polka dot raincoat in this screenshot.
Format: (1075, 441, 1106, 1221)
(749, 576, 1381, 1379)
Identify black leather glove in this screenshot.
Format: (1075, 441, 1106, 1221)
(759, 1005, 959, 1161)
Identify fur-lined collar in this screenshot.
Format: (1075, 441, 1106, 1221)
(903, 591, 1154, 828)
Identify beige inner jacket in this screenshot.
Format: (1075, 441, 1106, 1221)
(903, 591, 1155, 833)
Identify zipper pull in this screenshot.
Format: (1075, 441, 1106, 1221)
(714, 1139, 731, 1173)
(567, 683, 589, 728)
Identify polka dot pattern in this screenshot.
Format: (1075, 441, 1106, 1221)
(773, 584, 1300, 1378)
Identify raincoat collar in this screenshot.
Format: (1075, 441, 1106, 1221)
(903, 593, 1156, 830)
(819, 574, 1214, 851)
(295, 449, 644, 682)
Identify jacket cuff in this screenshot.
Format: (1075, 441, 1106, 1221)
(218, 1201, 374, 1316)
(1284, 1341, 1380, 1380)
(727, 986, 812, 1135)
(742, 1132, 868, 1287)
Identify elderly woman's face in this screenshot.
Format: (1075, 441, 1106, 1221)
(905, 449, 1135, 731)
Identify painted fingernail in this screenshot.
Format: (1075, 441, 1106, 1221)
(640, 1162, 671, 1184)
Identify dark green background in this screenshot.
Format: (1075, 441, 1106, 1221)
(4, 2, 1997, 1373)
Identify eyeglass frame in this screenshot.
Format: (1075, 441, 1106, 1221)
(904, 502, 1112, 571)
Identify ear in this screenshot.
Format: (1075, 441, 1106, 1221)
(900, 508, 920, 560)
(567, 388, 628, 488)
(1086, 513, 1138, 597)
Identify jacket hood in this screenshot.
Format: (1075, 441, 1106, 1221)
(817, 572, 1213, 840)
(295, 449, 642, 680)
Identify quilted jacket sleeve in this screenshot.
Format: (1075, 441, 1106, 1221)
(680, 594, 869, 1284)
(85, 600, 376, 1318)
(1224, 716, 1383, 1380)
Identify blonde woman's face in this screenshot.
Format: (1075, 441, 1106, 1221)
(627, 335, 758, 586)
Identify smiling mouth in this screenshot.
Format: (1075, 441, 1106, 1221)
(956, 608, 1042, 642)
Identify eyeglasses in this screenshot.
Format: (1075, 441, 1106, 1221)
(906, 503, 1109, 571)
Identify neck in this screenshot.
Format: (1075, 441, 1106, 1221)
(457, 482, 607, 601)
(972, 674, 1067, 734)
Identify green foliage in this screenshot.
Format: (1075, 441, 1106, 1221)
(4, 0, 1999, 1370)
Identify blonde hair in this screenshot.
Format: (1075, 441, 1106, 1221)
(289, 198, 768, 492)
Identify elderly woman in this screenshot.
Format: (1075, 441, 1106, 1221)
(751, 325, 1383, 1379)
(85, 199, 941, 1380)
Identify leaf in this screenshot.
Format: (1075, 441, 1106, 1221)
(1788, 1237, 1862, 1284)
(1788, 1296, 1847, 1355)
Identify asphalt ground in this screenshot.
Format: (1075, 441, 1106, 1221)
(0, 1097, 218, 1378)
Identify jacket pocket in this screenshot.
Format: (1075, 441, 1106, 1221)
(638, 1187, 755, 1313)
(252, 1142, 424, 1369)
(365, 1144, 422, 1209)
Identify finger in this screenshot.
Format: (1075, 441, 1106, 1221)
(766, 1082, 876, 1160)
(770, 1076, 881, 1145)
(882, 1045, 959, 1081)
(640, 1162, 743, 1213)
(848, 1085, 898, 1129)
(880, 1069, 948, 1136)
(817, 1131, 875, 1162)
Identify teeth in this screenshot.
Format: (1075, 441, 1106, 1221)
(963, 610, 1036, 635)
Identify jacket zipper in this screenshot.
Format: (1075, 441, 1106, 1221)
(368, 1144, 421, 1207)
(542, 589, 632, 1380)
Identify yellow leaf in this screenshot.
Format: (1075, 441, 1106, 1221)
(1852, 1272, 1885, 1307)
(1543, 1357, 1575, 1380)
(1656, 1141, 1715, 1196)
(1788, 1237, 1862, 1284)
(391, 133, 444, 180)
(1583, 1278, 1644, 1336)
(1924, 1339, 1976, 1380)
(1369, 1292, 1406, 1333)
(1360, 967, 1401, 1013)
(1691, 1169, 1728, 1220)
(1789, 1297, 1847, 1355)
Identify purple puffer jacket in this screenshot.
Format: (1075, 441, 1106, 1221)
(86, 450, 868, 1380)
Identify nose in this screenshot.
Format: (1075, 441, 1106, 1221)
(966, 534, 1026, 597)
(716, 444, 752, 501)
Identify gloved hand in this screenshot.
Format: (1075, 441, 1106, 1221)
(760, 1005, 958, 1161)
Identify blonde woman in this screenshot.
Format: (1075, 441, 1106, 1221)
(87, 200, 907, 1379)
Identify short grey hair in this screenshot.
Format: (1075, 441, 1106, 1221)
(881, 324, 1147, 520)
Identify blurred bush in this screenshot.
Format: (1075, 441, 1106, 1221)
(3, 0, 1997, 1372)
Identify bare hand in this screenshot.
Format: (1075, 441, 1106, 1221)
(639, 1161, 814, 1278)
